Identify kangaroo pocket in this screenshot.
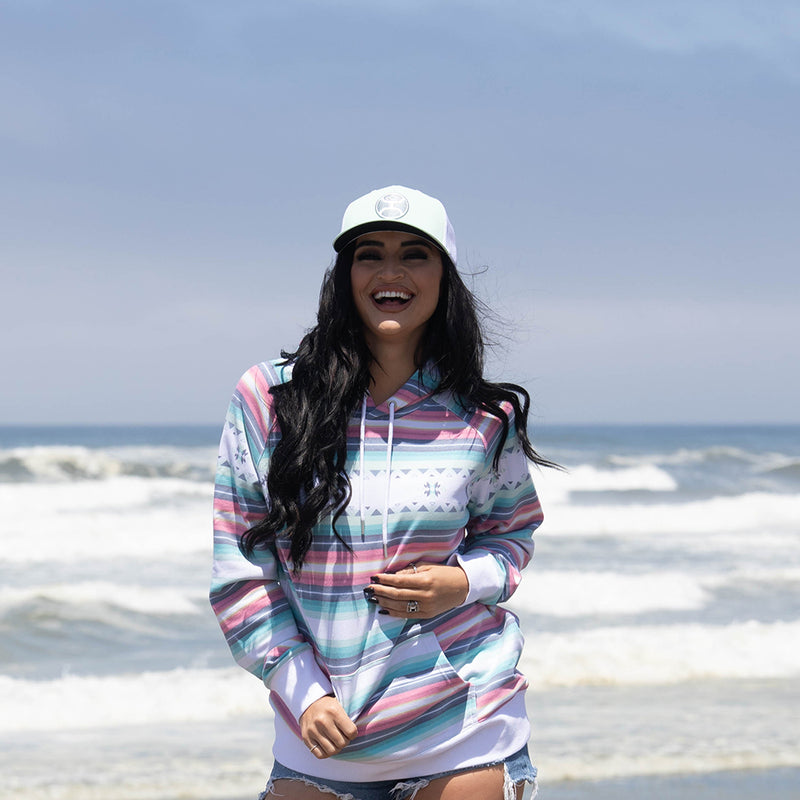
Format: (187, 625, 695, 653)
(332, 631, 477, 756)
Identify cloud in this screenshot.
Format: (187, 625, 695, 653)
(278, 0, 800, 80)
(534, 0, 800, 62)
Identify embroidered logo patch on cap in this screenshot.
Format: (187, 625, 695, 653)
(374, 193, 409, 220)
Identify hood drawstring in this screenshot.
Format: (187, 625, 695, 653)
(358, 396, 396, 559)
(382, 401, 396, 557)
(359, 396, 367, 542)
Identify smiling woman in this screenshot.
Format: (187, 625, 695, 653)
(210, 186, 556, 800)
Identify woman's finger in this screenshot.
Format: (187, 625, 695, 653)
(374, 596, 425, 618)
(306, 726, 351, 758)
(308, 731, 344, 757)
(300, 696, 357, 758)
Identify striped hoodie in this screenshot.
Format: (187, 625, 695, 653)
(210, 360, 543, 781)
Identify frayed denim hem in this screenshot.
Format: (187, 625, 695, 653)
(260, 775, 358, 800)
(260, 777, 425, 800)
(261, 743, 537, 800)
(260, 772, 536, 800)
(394, 766, 536, 800)
(391, 780, 429, 800)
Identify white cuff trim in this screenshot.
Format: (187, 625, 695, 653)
(455, 551, 504, 605)
(265, 647, 333, 721)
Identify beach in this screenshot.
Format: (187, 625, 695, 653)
(1, 423, 798, 799)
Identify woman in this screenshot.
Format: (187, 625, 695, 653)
(211, 186, 552, 800)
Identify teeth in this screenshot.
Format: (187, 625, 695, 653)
(373, 290, 412, 301)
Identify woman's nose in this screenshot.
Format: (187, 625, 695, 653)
(376, 256, 404, 279)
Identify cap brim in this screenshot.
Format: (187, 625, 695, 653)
(334, 221, 448, 257)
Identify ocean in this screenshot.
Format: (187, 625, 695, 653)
(1, 424, 799, 799)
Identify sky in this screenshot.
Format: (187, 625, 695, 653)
(2, 0, 798, 425)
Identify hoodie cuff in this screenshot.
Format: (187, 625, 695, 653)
(454, 551, 504, 605)
(265, 647, 334, 722)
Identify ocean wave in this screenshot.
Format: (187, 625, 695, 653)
(0, 666, 267, 733)
(523, 619, 800, 688)
(3, 619, 797, 733)
(510, 570, 710, 617)
(756, 457, 800, 481)
(605, 446, 800, 491)
(1, 473, 211, 511)
(539, 490, 800, 537)
(530, 463, 678, 504)
(0, 479, 212, 562)
(555, 464, 677, 493)
(608, 445, 769, 468)
(0, 445, 215, 483)
(0, 582, 205, 619)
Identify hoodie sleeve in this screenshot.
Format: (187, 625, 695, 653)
(209, 364, 333, 722)
(456, 404, 543, 605)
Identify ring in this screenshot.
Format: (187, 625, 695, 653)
(406, 600, 419, 613)
(411, 563, 418, 573)
(309, 744, 320, 753)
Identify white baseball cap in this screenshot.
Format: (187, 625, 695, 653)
(333, 185, 457, 265)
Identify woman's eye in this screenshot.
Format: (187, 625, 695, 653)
(404, 250, 428, 261)
(355, 251, 381, 261)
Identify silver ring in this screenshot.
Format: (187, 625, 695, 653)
(411, 563, 418, 573)
(406, 600, 419, 613)
(309, 744, 320, 753)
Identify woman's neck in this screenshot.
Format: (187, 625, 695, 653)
(366, 339, 420, 406)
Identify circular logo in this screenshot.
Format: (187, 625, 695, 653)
(375, 193, 409, 220)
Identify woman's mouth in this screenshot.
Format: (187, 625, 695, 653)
(371, 290, 413, 309)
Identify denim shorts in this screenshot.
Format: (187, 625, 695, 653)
(260, 744, 537, 800)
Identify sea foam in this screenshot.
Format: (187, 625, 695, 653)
(0, 667, 267, 733)
(523, 619, 800, 688)
(0, 478, 212, 562)
(511, 570, 710, 616)
(538, 491, 800, 537)
(531, 463, 677, 504)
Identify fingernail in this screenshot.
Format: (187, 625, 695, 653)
(363, 587, 379, 604)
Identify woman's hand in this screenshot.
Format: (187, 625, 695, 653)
(300, 695, 358, 759)
(365, 563, 469, 619)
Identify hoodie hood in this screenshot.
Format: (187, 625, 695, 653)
(361, 363, 442, 417)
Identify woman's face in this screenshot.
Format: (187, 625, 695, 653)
(350, 230, 443, 352)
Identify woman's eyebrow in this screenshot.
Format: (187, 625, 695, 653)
(354, 238, 433, 250)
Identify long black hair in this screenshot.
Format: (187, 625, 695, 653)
(241, 243, 557, 570)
